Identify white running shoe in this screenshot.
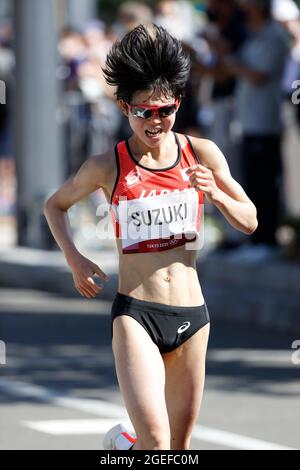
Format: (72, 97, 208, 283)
(103, 423, 137, 450)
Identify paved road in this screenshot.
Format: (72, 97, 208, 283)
(0, 288, 299, 450)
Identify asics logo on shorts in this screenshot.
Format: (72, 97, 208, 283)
(177, 321, 191, 334)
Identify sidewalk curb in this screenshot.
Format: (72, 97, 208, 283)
(0, 247, 118, 300)
(198, 254, 300, 335)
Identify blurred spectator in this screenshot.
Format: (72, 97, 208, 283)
(0, 19, 13, 155)
(183, 1, 247, 248)
(116, 1, 154, 36)
(182, 1, 246, 151)
(78, 20, 116, 100)
(204, 0, 246, 158)
(206, 0, 247, 249)
(0, 19, 15, 217)
(223, 0, 289, 260)
(274, 0, 300, 128)
(58, 26, 91, 177)
(154, 0, 204, 136)
(81, 19, 109, 63)
(58, 26, 87, 91)
(155, 0, 201, 41)
(77, 21, 116, 104)
(58, 22, 121, 178)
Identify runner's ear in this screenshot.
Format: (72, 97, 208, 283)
(118, 99, 129, 117)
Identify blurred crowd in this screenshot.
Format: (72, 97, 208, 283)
(0, 18, 14, 220)
(1, 0, 300, 259)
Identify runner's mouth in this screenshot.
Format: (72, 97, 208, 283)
(145, 129, 162, 137)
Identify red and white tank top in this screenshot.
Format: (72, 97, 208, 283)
(110, 132, 204, 254)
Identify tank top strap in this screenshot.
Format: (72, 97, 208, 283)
(116, 139, 132, 168)
(184, 134, 201, 165)
(110, 140, 136, 204)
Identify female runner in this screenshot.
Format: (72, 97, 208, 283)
(44, 24, 257, 451)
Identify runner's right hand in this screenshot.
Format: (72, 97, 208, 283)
(67, 252, 109, 298)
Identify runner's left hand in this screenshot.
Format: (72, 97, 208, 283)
(186, 165, 222, 204)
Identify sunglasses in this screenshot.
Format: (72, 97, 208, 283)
(128, 100, 179, 119)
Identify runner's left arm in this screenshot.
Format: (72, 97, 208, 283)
(186, 138, 258, 235)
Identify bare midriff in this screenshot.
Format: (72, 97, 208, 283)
(116, 238, 204, 306)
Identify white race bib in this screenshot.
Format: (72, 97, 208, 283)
(118, 189, 200, 251)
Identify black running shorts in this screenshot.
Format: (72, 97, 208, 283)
(110, 292, 210, 354)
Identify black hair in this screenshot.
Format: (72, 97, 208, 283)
(102, 24, 191, 103)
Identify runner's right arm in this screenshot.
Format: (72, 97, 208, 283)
(44, 153, 112, 297)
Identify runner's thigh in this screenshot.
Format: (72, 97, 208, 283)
(112, 315, 170, 438)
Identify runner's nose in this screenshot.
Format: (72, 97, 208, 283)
(150, 110, 162, 122)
